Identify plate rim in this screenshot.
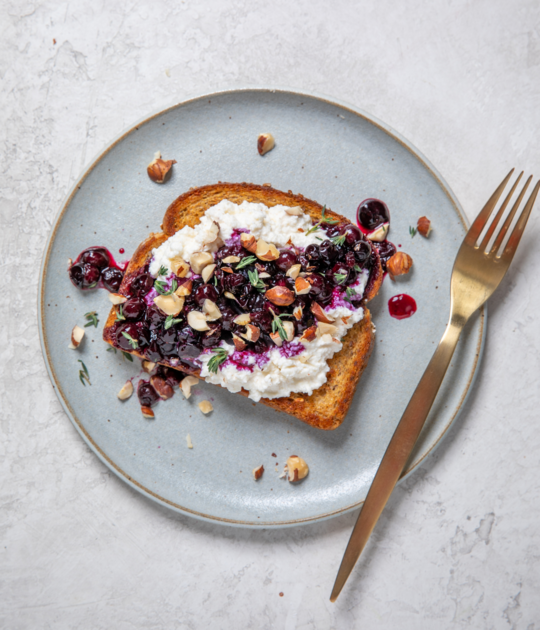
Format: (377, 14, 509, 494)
(38, 86, 486, 528)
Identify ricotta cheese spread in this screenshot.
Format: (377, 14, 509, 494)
(149, 199, 370, 402)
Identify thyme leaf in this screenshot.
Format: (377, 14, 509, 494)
(235, 255, 257, 270)
(331, 234, 346, 246)
(409, 226, 417, 238)
(306, 205, 339, 236)
(78, 359, 91, 386)
(122, 351, 133, 362)
(270, 310, 294, 341)
(247, 269, 266, 292)
(207, 347, 229, 374)
(115, 305, 126, 322)
(334, 272, 347, 285)
(121, 331, 138, 349)
(164, 314, 182, 330)
(157, 265, 168, 277)
(154, 279, 178, 295)
(84, 311, 99, 328)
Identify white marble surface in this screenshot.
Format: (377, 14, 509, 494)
(1, 0, 540, 627)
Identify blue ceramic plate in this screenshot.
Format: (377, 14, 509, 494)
(39, 89, 485, 528)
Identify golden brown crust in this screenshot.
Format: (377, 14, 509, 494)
(103, 183, 382, 430)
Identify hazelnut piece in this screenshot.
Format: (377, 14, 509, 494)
(270, 332, 283, 347)
(198, 400, 213, 414)
(284, 206, 303, 216)
(311, 302, 335, 323)
(203, 299, 222, 321)
(170, 257, 190, 278)
(233, 313, 251, 326)
(265, 286, 295, 306)
(189, 251, 214, 275)
(186, 434, 193, 449)
(142, 360, 156, 373)
(109, 293, 127, 305)
(257, 132, 275, 156)
(224, 291, 238, 301)
(181, 375, 199, 399)
(154, 293, 184, 316)
(241, 324, 260, 343)
(141, 406, 155, 419)
(222, 255, 241, 264)
(387, 252, 413, 278)
(68, 325, 85, 349)
(253, 465, 264, 481)
(117, 380, 134, 400)
(417, 216, 432, 237)
(293, 305, 303, 320)
(201, 264, 217, 283)
(232, 334, 247, 351)
(240, 233, 258, 253)
(175, 279, 193, 297)
(259, 272, 271, 278)
(150, 375, 174, 400)
(286, 264, 302, 280)
(286, 455, 309, 482)
(256, 239, 280, 261)
(316, 322, 339, 338)
(299, 325, 317, 343)
(295, 277, 311, 296)
(187, 310, 210, 331)
(147, 152, 177, 184)
(367, 222, 389, 242)
(282, 321, 295, 342)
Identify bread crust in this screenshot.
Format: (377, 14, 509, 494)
(103, 183, 382, 430)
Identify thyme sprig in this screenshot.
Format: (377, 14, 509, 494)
(154, 278, 178, 295)
(331, 234, 346, 246)
(344, 287, 356, 304)
(334, 272, 348, 285)
(164, 314, 182, 330)
(157, 265, 168, 277)
(84, 311, 99, 328)
(270, 309, 295, 341)
(409, 226, 417, 238)
(207, 347, 229, 373)
(122, 351, 133, 362)
(247, 268, 266, 292)
(235, 255, 257, 270)
(306, 206, 339, 235)
(78, 359, 91, 386)
(115, 305, 126, 322)
(121, 331, 138, 349)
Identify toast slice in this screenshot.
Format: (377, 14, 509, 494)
(103, 183, 383, 430)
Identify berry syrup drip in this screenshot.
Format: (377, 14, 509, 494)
(68, 246, 128, 293)
(109, 220, 378, 370)
(388, 293, 417, 319)
(357, 198, 396, 273)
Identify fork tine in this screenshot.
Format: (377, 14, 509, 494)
(478, 172, 523, 251)
(464, 169, 514, 246)
(500, 180, 540, 261)
(490, 175, 532, 255)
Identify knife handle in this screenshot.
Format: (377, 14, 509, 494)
(330, 319, 463, 602)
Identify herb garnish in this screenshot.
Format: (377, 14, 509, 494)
(344, 287, 356, 303)
(334, 272, 347, 285)
(157, 265, 168, 277)
(122, 351, 133, 362)
(84, 311, 99, 328)
(121, 331, 139, 349)
(106, 346, 117, 354)
(115, 305, 126, 322)
(164, 314, 182, 330)
(331, 234, 346, 246)
(154, 278, 178, 295)
(235, 255, 257, 270)
(270, 309, 295, 341)
(247, 268, 266, 292)
(354, 264, 362, 272)
(409, 226, 417, 238)
(207, 347, 229, 373)
(306, 205, 339, 235)
(78, 359, 91, 386)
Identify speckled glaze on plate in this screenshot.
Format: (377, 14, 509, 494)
(38, 88, 485, 528)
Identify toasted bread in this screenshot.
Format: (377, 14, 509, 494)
(103, 183, 383, 430)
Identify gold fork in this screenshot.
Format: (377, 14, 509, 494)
(331, 170, 540, 602)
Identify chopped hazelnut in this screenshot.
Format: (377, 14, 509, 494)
(150, 375, 174, 400)
(233, 313, 251, 326)
(241, 324, 260, 343)
(201, 264, 217, 283)
(256, 239, 279, 261)
(367, 222, 389, 242)
(189, 251, 214, 274)
(141, 406, 155, 419)
(253, 465, 264, 480)
(203, 299, 222, 321)
(270, 331, 283, 347)
(284, 206, 303, 216)
(286, 455, 309, 482)
(232, 334, 247, 351)
(240, 233, 258, 253)
(198, 400, 213, 414)
(387, 252, 413, 278)
(316, 321, 338, 337)
(265, 286, 295, 306)
(109, 293, 127, 305)
(257, 133, 275, 156)
(175, 279, 193, 297)
(187, 310, 210, 331)
(170, 257, 190, 278)
(186, 433, 193, 449)
(286, 264, 302, 280)
(299, 325, 317, 343)
(311, 302, 335, 323)
(293, 305, 303, 320)
(154, 293, 184, 316)
(147, 151, 176, 183)
(417, 216, 432, 237)
(68, 325, 85, 349)
(181, 375, 199, 399)
(142, 360, 156, 373)
(117, 380, 134, 400)
(282, 321, 295, 342)
(294, 276, 311, 295)
(222, 255, 241, 264)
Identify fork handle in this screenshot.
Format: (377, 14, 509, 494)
(330, 318, 464, 602)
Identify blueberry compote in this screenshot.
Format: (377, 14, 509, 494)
(356, 198, 396, 273)
(69, 246, 127, 292)
(108, 220, 380, 371)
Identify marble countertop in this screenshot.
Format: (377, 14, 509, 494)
(1, 0, 539, 628)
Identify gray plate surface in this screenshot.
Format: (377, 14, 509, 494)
(39, 88, 485, 527)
